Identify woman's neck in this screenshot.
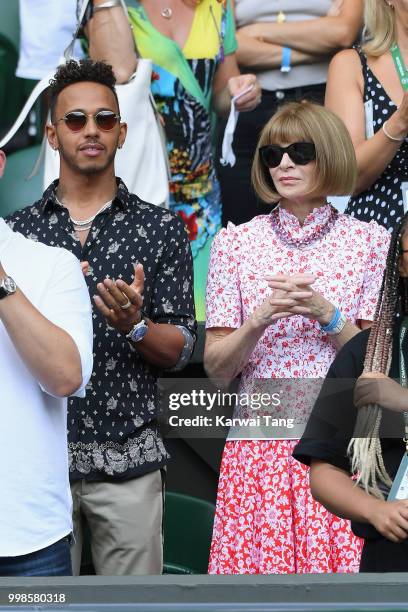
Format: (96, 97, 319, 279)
(395, 15, 408, 53)
(279, 197, 327, 225)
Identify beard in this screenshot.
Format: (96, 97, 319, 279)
(58, 142, 117, 176)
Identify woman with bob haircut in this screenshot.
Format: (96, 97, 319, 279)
(294, 212, 408, 572)
(326, 0, 408, 231)
(204, 101, 390, 574)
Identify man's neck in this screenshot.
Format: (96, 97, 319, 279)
(57, 169, 118, 212)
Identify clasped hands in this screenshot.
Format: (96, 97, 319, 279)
(82, 260, 145, 334)
(252, 273, 334, 330)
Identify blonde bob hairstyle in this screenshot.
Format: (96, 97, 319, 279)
(362, 0, 396, 57)
(251, 101, 357, 204)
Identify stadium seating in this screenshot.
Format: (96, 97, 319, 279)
(0, 1, 24, 134)
(0, 145, 44, 217)
(163, 492, 215, 574)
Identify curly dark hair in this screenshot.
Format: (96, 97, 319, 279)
(49, 59, 119, 121)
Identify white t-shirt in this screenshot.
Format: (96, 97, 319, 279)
(0, 218, 93, 557)
(17, 0, 84, 80)
(235, 0, 333, 90)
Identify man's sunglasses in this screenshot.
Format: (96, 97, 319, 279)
(259, 142, 316, 168)
(55, 110, 121, 132)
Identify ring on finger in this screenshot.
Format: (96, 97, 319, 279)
(120, 298, 132, 310)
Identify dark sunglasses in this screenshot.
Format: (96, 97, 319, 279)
(56, 110, 121, 132)
(259, 142, 316, 168)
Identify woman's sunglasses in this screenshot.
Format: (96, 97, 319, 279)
(56, 110, 121, 132)
(259, 142, 316, 168)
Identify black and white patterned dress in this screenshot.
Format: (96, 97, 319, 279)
(346, 48, 408, 231)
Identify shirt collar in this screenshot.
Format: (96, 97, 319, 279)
(41, 178, 129, 214)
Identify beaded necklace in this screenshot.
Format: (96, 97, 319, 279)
(269, 204, 339, 249)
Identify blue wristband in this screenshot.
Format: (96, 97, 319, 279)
(281, 47, 292, 73)
(320, 307, 341, 333)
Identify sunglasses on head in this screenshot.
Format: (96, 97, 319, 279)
(55, 110, 121, 132)
(259, 142, 316, 168)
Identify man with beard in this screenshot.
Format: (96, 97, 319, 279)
(7, 59, 196, 575)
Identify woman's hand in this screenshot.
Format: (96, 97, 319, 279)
(367, 498, 408, 543)
(354, 372, 408, 412)
(251, 278, 314, 329)
(227, 74, 261, 112)
(265, 274, 335, 325)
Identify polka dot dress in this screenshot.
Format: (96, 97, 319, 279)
(346, 48, 408, 231)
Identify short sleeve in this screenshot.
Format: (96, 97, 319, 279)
(206, 223, 242, 329)
(357, 221, 390, 321)
(150, 215, 196, 338)
(293, 330, 370, 472)
(40, 248, 93, 399)
(223, 0, 238, 55)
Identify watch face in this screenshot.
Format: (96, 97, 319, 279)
(3, 276, 17, 294)
(130, 320, 148, 343)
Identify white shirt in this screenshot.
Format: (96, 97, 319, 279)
(17, 0, 84, 80)
(0, 218, 93, 556)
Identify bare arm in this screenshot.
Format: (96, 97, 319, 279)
(310, 459, 408, 542)
(211, 53, 260, 116)
(0, 264, 82, 397)
(326, 49, 408, 194)
(87, 0, 136, 83)
(235, 32, 322, 71)
(238, 0, 363, 55)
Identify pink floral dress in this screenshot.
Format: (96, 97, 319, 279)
(206, 205, 390, 574)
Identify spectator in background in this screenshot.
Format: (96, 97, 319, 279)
(7, 59, 196, 576)
(17, 0, 83, 80)
(204, 102, 389, 574)
(0, 150, 93, 577)
(294, 212, 408, 572)
(86, 0, 261, 322)
(217, 0, 363, 227)
(326, 0, 408, 232)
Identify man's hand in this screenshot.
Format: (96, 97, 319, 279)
(93, 263, 145, 334)
(81, 261, 89, 276)
(368, 498, 408, 543)
(354, 372, 408, 412)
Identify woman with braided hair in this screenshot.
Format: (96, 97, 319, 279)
(294, 213, 408, 571)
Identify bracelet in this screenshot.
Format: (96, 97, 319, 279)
(382, 120, 405, 142)
(320, 307, 347, 335)
(280, 47, 292, 73)
(93, 0, 122, 14)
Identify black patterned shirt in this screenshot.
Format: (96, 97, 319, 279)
(7, 179, 196, 481)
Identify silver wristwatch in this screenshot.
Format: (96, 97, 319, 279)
(126, 318, 148, 343)
(0, 275, 17, 300)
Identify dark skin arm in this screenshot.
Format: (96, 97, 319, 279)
(93, 263, 184, 368)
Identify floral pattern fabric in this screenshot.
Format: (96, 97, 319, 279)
(206, 205, 390, 573)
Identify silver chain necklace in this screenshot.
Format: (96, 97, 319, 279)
(55, 196, 113, 231)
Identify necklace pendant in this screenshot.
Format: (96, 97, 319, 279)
(277, 10, 286, 23)
(161, 7, 172, 18)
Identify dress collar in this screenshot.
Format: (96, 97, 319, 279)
(272, 203, 337, 247)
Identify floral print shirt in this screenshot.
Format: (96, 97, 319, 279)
(7, 179, 196, 481)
